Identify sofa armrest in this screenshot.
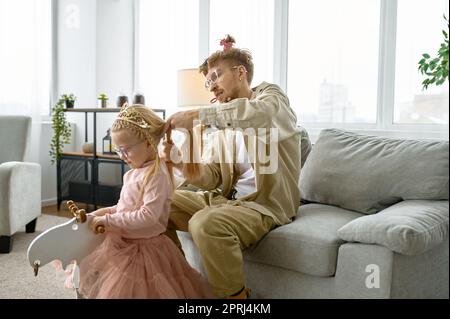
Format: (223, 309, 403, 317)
(337, 200, 449, 255)
(0, 161, 42, 235)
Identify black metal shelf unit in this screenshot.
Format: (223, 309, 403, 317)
(57, 107, 166, 210)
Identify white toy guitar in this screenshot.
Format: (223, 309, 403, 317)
(27, 201, 106, 286)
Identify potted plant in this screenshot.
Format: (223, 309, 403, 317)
(62, 93, 76, 108)
(418, 15, 449, 90)
(49, 95, 72, 165)
(98, 93, 109, 108)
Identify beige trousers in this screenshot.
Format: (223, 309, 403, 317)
(164, 189, 276, 297)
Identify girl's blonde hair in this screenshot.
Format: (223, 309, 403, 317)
(111, 104, 172, 195)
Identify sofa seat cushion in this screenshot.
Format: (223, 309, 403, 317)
(244, 203, 363, 277)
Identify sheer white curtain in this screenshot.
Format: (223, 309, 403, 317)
(0, 0, 51, 162)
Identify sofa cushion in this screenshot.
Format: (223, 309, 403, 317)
(300, 129, 449, 214)
(337, 200, 449, 255)
(244, 203, 363, 277)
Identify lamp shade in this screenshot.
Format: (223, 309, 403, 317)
(177, 68, 212, 107)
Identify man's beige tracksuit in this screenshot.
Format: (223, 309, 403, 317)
(165, 82, 302, 297)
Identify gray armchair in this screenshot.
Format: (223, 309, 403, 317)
(0, 116, 41, 253)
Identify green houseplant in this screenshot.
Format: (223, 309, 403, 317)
(61, 93, 76, 108)
(418, 15, 449, 90)
(49, 96, 72, 164)
(98, 93, 108, 108)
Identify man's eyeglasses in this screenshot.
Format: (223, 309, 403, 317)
(114, 141, 144, 158)
(204, 66, 239, 90)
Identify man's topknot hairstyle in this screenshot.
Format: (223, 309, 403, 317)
(199, 34, 254, 85)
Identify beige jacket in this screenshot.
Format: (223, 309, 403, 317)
(185, 82, 302, 226)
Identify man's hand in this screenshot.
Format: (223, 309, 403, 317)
(160, 133, 184, 169)
(164, 109, 200, 133)
(160, 137, 174, 163)
(160, 134, 180, 162)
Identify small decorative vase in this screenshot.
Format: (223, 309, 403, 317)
(132, 93, 145, 105)
(82, 142, 94, 154)
(98, 99, 108, 108)
(116, 95, 128, 108)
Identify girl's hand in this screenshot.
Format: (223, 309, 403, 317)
(90, 216, 106, 234)
(91, 207, 111, 217)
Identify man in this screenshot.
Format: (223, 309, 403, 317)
(162, 35, 302, 299)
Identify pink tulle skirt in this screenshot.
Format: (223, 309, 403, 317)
(77, 233, 215, 299)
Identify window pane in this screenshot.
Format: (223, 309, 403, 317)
(288, 0, 380, 124)
(0, 0, 51, 115)
(394, 0, 449, 124)
(138, 0, 199, 114)
(209, 0, 274, 87)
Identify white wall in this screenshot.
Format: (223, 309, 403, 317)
(96, 0, 134, 101)
(41, 0, 134, 205)
(57, 0, 134, 147)
(57, 0, 97, 108)
(40, 122, 75, 206)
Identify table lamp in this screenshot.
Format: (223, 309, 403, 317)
(176, 68, 213, 165)
(177, 68, 212, 109)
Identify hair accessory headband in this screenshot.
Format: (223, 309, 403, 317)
(115, 105, 150, 129)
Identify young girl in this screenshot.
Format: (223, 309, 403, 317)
(76, 104, 214, 299)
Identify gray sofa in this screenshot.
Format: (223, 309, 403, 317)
(178, 128, 449, 298)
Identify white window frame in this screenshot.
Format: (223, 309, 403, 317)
(135, 0, 449, 140)
(377, 0, 448, 139)
(285, 0, 448, 141)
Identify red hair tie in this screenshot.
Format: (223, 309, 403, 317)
(220, 39, 233, 50)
